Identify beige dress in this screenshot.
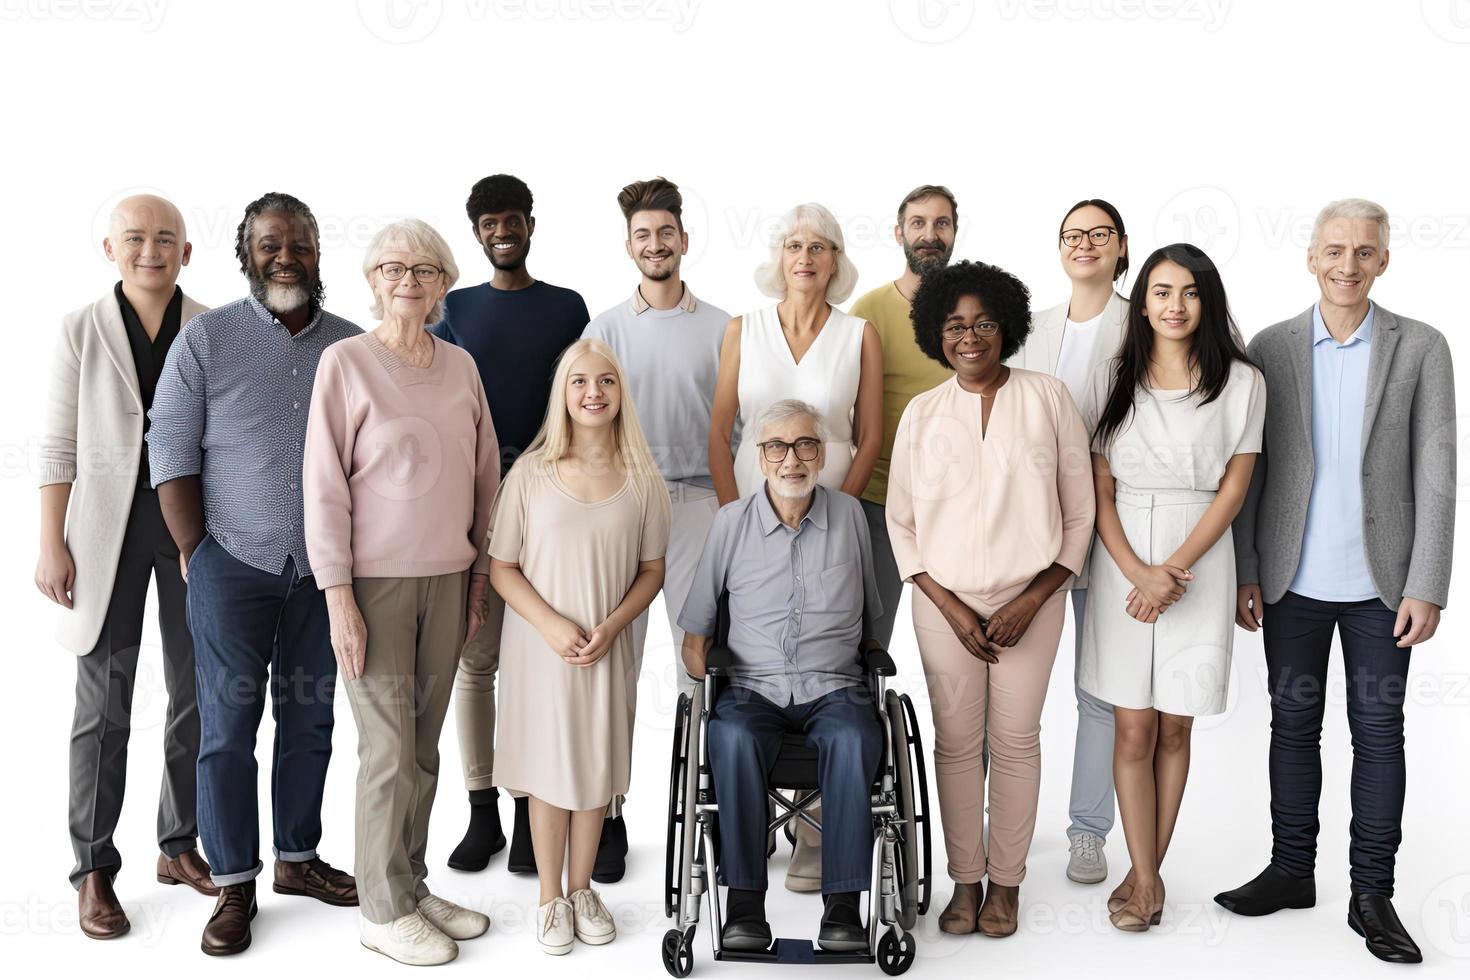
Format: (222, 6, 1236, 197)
(489, 460, 670, 811)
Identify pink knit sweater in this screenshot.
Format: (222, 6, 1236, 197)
(304, 333, 499, 589)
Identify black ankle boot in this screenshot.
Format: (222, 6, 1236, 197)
(447, 788, 506, 871)
(592, 815, 628, 884)
(818, 891, 865, 952)
(1214, 864, 1316, 917)
(506, 795, 537, 874)
(721, 888, 771, 951)
(1349, 893, 1423, 964)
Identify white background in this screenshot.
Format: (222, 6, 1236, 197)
(2, 1, 1469, 976)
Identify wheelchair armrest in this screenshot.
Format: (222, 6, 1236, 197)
(705, 643, 735, 676)
(860, 638, 897, 677)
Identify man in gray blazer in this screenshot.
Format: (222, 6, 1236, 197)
(37, 195, 218, 940)
(1215, 199, 1456, 965)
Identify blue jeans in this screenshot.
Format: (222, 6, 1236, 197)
(707, 684, 883, 895)
(1067, 588, 1117, 841)
(1264, 591, 1407, 896)
(186, 535, 336, 885)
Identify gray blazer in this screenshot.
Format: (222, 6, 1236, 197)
(1231, 304, 1456, 610)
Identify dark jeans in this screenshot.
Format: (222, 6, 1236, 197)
(860, 499, 901, 649)
(1264, 590, 1407, 896)
(707, 684, 883, 895)
(186, 535, 336, 885)
(68, 488, 196, 888)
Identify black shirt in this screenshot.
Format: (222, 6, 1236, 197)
(115, 281, 183, 488)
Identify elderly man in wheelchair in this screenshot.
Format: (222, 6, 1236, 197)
(668, 399, 926, 974)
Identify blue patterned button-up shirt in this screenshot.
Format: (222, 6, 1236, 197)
(147, 296, 362, 575)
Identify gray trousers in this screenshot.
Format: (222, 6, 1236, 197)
(860, 499, 902, 649)
(1067, 588, 1116, 841)
(68, 487, 197, 888)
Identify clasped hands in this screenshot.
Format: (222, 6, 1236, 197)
(539, 613, 619, 667)
(937, 589, 1044, 664)
(1124, 562, 1194, 623)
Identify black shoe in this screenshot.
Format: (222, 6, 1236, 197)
(722, 888, 771, 952)
(506, 795, 537, 875)
(1214, 865, 1316, 917)
(447, 789, 506, 872)
(1349, 893, 1423, 964)
(591, 815, 628, 884)
(817, 891, 867, 953)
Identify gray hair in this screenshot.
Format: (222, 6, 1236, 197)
(362, 218, 460, 324)
(754, 398, 828, 444)
(753, 203, 860, 304)
(1310, 198, 1391, 253)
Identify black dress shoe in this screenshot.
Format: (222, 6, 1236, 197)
(448, 789, 506, 872)
(506, 795, 537, 875)
(1349, 893, 1423, 964)
(817, 891, 867, 952)
(1214, 865, 1315, 916)
(722, 918, 772, 951)
(592, 815, 628, 884)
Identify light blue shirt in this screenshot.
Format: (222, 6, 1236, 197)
(1289, 303, 1378, 601)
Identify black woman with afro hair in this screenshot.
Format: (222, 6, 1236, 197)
(888, 259, 1097, 939)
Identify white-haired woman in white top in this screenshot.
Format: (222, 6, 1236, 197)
(708, 203, 883, 505)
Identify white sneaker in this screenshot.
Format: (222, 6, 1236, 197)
(536, 897, 575, 955)
(360, 910, 459, 965)
(1067, 833, 1108, 884)
(569, 888, 616, 946)
(418, 893, 490, 940)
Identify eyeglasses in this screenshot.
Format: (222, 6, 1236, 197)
(941, 322, 1001, 341)
(1060, 226, 1118, 248)
(758, 438, 822, 463)
(376, 262, 445, 283)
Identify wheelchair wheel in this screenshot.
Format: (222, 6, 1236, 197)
(876, 928, 916, 976)
(886, 690, 933, 923)
(662, 926, 695, 978)
(664, 691, 695, 919)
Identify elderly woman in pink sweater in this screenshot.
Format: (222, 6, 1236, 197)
(304, 219, 499, 966)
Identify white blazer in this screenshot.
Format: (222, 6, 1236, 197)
(40, 290, 209, 654)
(1006, 290, 1129, 590)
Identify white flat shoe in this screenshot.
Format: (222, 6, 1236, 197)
(570, 887, 616, 945)
(418, 893, 490, 940)
(536, 897, 575, 955)
(360, 910, 459, 965)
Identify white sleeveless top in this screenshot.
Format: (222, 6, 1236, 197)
(733, 303, 864, 498)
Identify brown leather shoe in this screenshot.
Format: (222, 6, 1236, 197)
(939, 881, 983, 935)
(78, 871, 130, 940)
(200, 881, 256, 956)
(977, 883, 1020, 938)
(273, 857, 358, 907)
(158, 849, 220, 896)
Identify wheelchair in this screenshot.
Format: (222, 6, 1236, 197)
(662, 596, 932, 976)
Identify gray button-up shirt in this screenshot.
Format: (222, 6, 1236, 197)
(678, 485, 883, 705)
(147, 296, 362, 576)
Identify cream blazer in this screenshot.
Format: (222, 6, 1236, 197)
(40, 290, 209, 653)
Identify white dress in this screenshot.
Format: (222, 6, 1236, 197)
(1078, 358, 1266, 716)
(733, 303, 864, 498)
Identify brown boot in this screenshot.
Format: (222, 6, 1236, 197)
(158, 849, 220, 897)
(273, 857, 358, 907)
(977, 883, 1020, 938)
(201, 881, 256, 956)
(939, 881, 983, 935)
(78, 871, 129, 940)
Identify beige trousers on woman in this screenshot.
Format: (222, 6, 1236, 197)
(345, 571, 468, 924)
(913, 587, 1066, 887)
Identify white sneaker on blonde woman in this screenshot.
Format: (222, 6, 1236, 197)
(418, 894, 490, 940)
(570, 888, 616, 945)
(360, 910, 459, 965)
(536, 897, 575, 955)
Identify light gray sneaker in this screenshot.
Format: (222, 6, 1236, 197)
(1067, 834, 1108, 884)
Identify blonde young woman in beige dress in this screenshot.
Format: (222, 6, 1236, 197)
(488, 338, 671, 955)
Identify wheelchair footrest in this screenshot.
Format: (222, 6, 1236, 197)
(775, 939, 816, 964)
(715, 939, 873, 966)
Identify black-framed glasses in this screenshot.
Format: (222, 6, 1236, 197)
(942, 321, 1001, 341)
(376, 262, 444, 283)
(1059, 226, 1118, 248)
(758, 438, 821, 463)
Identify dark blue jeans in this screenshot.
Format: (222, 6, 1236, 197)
(1264, 591, 1408, 896)
(707, 684, 883, 895)
(186, 535, 336, 885)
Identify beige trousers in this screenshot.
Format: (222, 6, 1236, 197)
(345, 572, 468, 924)
(913, 587, 1065, 887)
